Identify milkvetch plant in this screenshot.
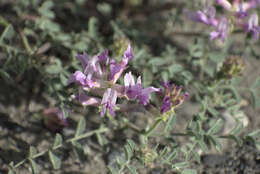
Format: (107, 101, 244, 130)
(4, 1, 260, 174)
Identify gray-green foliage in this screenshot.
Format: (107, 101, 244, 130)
(3, 0, 260, 174)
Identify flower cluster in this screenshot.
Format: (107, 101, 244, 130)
(160, 81, 189, 115)
(186, 0, 260, 41)
(217, 56, 245, 79)
(68, 45, 160, 117)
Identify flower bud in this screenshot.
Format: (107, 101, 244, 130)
(43, 107, 69, 132)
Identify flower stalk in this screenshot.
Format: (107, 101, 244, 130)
(12, 127, 109, 169)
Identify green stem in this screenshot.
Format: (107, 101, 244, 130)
(124, 120, 142, 133)
(67, 128, 109, 142)
(171, 133, 191, 136)
(13, 127, 109, 169)
(20, 31, 33, 55)
(143, 118, 162, 137)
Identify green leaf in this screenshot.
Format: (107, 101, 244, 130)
(88, 17, 98, 38)
(223, 99, 237, 106)
(226, 135, 243, 146)
(160, 146, 169, 160)
(45, 64, 62, 74)
(161, 71, 169, 81)
(181, 71, 193, 84)
(60, 73, 68, 86)
(29, 159, 39, 174)
(116, 156, 126, 167)
(188, 43, 203, 58)
(208, 135, 222, 152)
(124, 144, 133, 161)
(72, 141, 86, 161)
(97, 2, 112, 15)
(108, 166, 118, 174)
(0, 16, 9, 26)
(165, 114, 176, 134)
(0, 69, 14, 84)
(207, 119, 223, 135)
(148, 58, 166, 66)
(251, 76, 260, 89)
(248, 129, 260, 139)
(230, 122, 243, 135)
(168, 64, 183, 75)
(0, 24, 15, 42)
(208, 52, 225, 63)
(165, 150, 177, 162)
(127, 139, 135, 151)
(53, 133, 63, 148)
(8, 169, 15, 174)
(250, 89, 260, 109)
(48, 151, 61, 169)
(75, 117, 86, 137)
(182, 169, 197, 174)
(226, 86, 241, 101)
(207, 107, 219, 117)
(29, 146, 37, 158)
(96, 131, 108, 146)
(38, 0, 55, 18)
(74, 41, 88, 51)
(173, 162, 188, 169)
(127, 165, 138, 174)
(45, 59, 62, 74)
(37, 18, 60, 32)
(61, 107, 69, 119)
(198, 139, 208, 152)
(143, 68, 153, 86)
(193, 151, 201, 163)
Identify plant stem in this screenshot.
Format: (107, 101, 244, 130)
(20, 30, 33, 55)
(124, 120, 142, 133)
(13, 127, 109, 169)
(67, 128, 109, 142)
(143, 118, 162, 137)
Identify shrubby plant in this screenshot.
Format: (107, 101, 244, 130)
(1, 0, 260, 174)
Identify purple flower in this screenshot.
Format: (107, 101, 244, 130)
(216, 0, 232, 10)
(137, 87, 160, 105)
(246, 13, 260, 40)
(245, 0, 260, 9)
(160, 96, 171, 114)
(98, 49, 109, 64)
(235, 3, 248, 19)
(83, 55, 103, 78)
(72, 89, 101, 106)
(67, 71, 87, 86)
(124, 72, 159, 105)
(210, 17, 230, 42)
(69, 53, 104, 89)
(109, 44, 134, 83)
(216, 0, 259, 14)
(67, 70, 97, 88)
(122, 44, 134, 66)
(109, 58, 125, 83)
(76, 53, 89, 69)
(101, 88, 117, 117)
(159, 81, 188, 114)
(185, 6, 218, 26)
(124, 72, 142, 99)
